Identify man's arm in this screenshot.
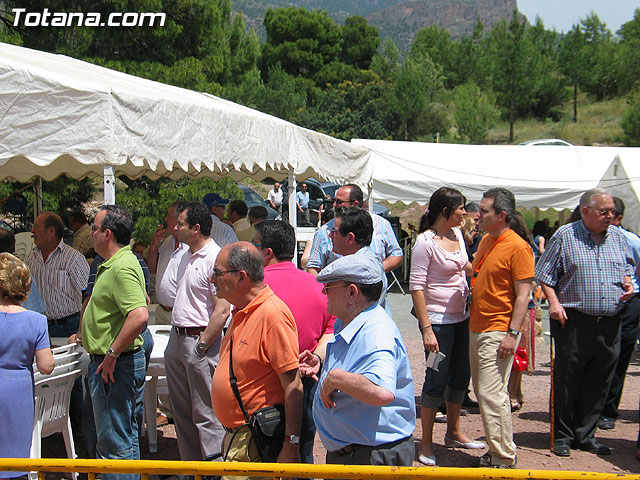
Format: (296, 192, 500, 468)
(198, 298, 231, 351)
(320, 368, 394, 408)
(541, 281, 567, 326)
(147, 226, 167, 274)
(497, 278, 533, 358)
(382, 255, 402, 273)
(299, 332, 333, 380)
(96, 306, 148, 383)
(277, 368, 303, 464)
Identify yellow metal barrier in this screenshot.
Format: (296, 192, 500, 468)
(1, 459, 639, 480)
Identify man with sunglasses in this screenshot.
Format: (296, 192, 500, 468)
(306, 184, 402, 279)
(165, 201, 230, 464)
(536, 188, 635, 458)
(313, 254, 415, 467)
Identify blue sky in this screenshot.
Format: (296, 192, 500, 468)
(517, 0, 639, 33)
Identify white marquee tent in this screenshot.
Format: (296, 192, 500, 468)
(353, 139, 640, 232)
(0, 42, 373, 224)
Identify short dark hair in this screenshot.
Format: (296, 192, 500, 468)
(357, 281, 383, 303)
(42, 212, 64, 240)
(255, 220, 295, 261)
(335, 207, 373, 247)
(483, 188, 530, 244)
(100, 205, 135, 246)
(344, 184, 364, 205)
(229, 200, 248, 218)
(227, 242, 264, 283)
(464, 201, 479, 213)
(68, 210, 87, 224)
(178, 202, 212, 237)
(0, 228, 15, 253)
(613, 196, 625, 218)
(249, 206, 268, 222)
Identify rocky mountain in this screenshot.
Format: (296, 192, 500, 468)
(233, 0, 518, 52)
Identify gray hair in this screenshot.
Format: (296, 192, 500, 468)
(227, 242, 264, 283)
(579, 188, 610, 208)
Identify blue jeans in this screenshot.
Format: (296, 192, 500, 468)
(136, 328, 154, 438)
(87, 349, 145, 480)
(420, 319, 470, 408)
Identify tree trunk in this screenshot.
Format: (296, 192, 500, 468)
(509, 95, 515, 143)
(573, 84, 578, 123)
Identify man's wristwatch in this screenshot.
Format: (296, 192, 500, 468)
(507, 328, 520, 337)
(106, 347, 120, 358)
(287, 434, 300, 445)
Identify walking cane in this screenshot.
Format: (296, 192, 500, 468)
(549, 336, 555, 451)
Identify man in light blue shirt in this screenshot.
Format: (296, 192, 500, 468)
(296, 182, 310, 225)
(312, 254, 415, 466)
(599, 197, 640, 432)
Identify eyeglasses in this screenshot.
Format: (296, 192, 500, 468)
(212, 268, 241, 279)
(333, 198, 350, 206)
(251, 242, 263, 248)
(587, 207, 616, 216)
(321, 282, 348, 294)
(91, 224, 102, 232)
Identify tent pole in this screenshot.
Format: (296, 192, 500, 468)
(288, 172, 298, 267)
(34, 177, 43, 217)
(103, 166, 116, 205)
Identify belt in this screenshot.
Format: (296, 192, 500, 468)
(172, 325, 205, 336)
(334, 444, 355, 456)
(159, 304, 173, 312)
(569, 309, 616, 322)
(48, 312, 80, 324)
(90, 347, 141, 362)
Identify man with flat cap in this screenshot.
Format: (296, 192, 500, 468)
(312, 254, 415, 466)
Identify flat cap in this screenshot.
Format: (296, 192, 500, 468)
(317, 254, 383, 285)
(202, 192, 230, 207)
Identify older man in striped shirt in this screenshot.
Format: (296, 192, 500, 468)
(536, 188, 635, 458)
(26, 212, 90, 338)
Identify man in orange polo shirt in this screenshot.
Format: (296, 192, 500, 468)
(469, 188, 534, 468)
(210, 242, 303, 475)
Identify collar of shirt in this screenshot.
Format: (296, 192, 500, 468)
(577, 219, 610, 244)
(231, 285, 274, 325)
(97, 245, 132, 274)
(334, 302, 378, 344)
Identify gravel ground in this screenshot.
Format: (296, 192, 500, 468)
(41, 291, 640, 475)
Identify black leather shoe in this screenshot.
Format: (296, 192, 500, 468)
(579, 441, 611, 455)
(463, 394, 479, 409)
(553, 444, 571, 457)
(598, 417, 616, 430)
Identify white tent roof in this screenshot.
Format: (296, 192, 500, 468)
(353, 139, 640, 232)
(0, 42, 373, 188)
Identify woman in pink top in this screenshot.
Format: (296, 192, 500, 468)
(410, 187, 485, 466)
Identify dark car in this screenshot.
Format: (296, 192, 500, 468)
(237, 185, 280, 220)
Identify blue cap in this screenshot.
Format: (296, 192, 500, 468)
(316, 254, 383, 285)
(202, 193, 229, 207)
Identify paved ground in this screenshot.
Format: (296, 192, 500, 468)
(41, 291, 640, 475)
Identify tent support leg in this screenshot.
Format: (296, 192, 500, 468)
(288, 173, 299, 267)
(103, 166, 116, 205)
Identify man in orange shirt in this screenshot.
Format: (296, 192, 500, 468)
(210, 242, 303, 475)
(469, 188, 534, 468)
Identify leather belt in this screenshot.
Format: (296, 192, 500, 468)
(223, 425, 246, 433)
(90, 347, 141, 362)
(47, 312, 80, 324)
(159, 304, 173, 312)
(173, 325, 205, 336)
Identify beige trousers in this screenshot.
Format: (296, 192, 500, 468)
(469, 330, 519, 466)
(222, 426, 268, 480)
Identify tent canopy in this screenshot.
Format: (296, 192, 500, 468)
(0, 42, 373, 189)
(353, 139, 640, 232)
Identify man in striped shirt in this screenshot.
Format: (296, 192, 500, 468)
(536, 188, 635, 458)
(26, 212, 89, 338)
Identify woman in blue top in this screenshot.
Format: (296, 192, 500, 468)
(531, 220, 546, 262)
(0, 253, 54, 478)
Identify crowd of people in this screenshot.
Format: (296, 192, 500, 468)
(0, 182, 638, 479)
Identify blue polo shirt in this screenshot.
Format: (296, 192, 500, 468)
(313, 303, 415, 452)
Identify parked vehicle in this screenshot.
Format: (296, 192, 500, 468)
(237, 184, 280, 220)
(518, 138, 573, 146)
(319, 181, 391, 217)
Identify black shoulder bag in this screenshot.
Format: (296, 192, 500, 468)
(228, 338, 285, 462)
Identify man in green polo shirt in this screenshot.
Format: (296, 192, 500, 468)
(82, 205, 148, 480)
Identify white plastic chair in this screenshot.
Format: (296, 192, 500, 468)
(14, 232, 34, 260)
(30, 368, 82, 480)
(144, 325, 171, 453)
